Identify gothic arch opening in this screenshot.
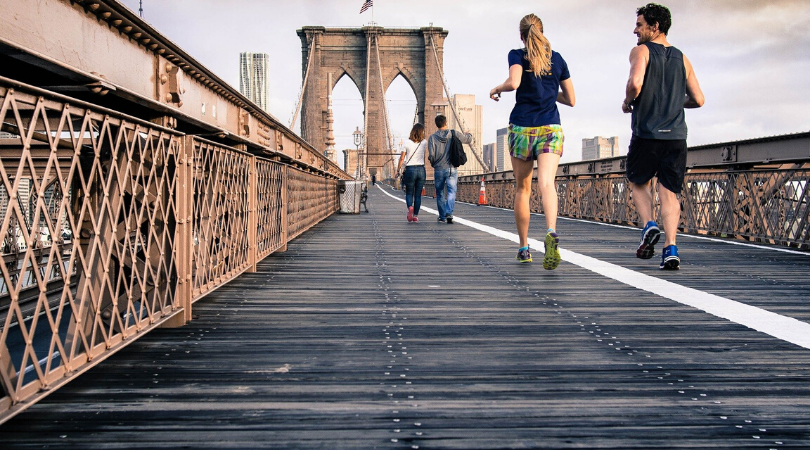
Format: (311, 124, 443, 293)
(297, 26, 449, 181)
(332, 72, 364, 175)
(385, 74, 418, 165)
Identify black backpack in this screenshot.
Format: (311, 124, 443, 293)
(447, 130, 467, 167)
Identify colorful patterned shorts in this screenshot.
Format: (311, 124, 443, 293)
(508, 124, 564, 160)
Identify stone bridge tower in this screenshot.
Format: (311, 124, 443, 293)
(297, 26, 448, 180)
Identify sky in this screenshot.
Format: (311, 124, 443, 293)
(120, 0, 810, 166)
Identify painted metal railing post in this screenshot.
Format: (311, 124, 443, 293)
(248, 155, 258, 272)
(279, 164, 288, 252)
(164, 135, 194, 327)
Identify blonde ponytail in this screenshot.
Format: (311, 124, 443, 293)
(519, 14, 551, 76)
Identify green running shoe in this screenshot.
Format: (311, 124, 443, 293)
(543, 232, 561, 270)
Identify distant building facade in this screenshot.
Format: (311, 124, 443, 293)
(434, 94, 485, 176)
(483, 143, 495, 173)
(239, 52, 269, 111)
(495, 127, 511, 173)
(343, 148, 360, 180)
(582, 136, 620, 160)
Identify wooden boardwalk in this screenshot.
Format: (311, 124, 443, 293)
(2, 186, 809, 449)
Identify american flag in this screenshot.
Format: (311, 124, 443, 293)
(359, 0, 373, 14)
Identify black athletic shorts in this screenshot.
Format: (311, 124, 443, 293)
(626, 136, 687, 194)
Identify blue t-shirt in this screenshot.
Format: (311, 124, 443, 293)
(507, 48, 570, 127)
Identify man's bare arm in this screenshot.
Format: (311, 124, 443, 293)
(683, 54, 705, 109)
(623, 45, 649, 113)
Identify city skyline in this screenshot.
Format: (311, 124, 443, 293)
(122, 0, 810, 166)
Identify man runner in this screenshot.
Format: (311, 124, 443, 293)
(622, 3, 704, 270)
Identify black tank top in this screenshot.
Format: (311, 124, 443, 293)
(631, 42, 687, 140)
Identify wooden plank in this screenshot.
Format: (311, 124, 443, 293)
(1, 187, 808, 448)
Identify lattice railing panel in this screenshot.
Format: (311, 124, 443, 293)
(287, 167, 338, 240)
(0, 84, 180, 410)
(683, 170, 809, 246)
(444, 169, 808, 249)
(255, 159, 285, 260)
(191, 139, 252, 300)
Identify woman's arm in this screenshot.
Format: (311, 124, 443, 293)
(489, 64, 523, 101)
(396, 150, 406, 174)
(557, 78, 575, 107)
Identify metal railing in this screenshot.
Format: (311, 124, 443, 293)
(426, 168, 809, 249)
(0, 80, 340, 422)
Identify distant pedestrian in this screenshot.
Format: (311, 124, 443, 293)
(371, 174, 376, 186)
(396, 123, 428, 223)
(489, 13, 575, 269)
(427, 115, 472, 224)
(622, 3, 704, 270)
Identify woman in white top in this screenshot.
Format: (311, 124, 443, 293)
(396, 123, 427, 223)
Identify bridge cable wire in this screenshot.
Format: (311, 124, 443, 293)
(289, 38, 315, 132)
(428, 35, 491, 173)
(374, 35, 396, 176)
(361, 33, 372, 180)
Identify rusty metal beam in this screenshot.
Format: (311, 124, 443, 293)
(555, 131, 810, 177)
(0, 0, 349, 180)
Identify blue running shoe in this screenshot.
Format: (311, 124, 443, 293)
(516, 247, 532, 263)
(660, 245, 680, 270)
(636, 221, 661, 259)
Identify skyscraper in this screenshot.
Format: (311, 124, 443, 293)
(239, 52, 269, 111)
(582, 136, 620, 160)
(495, 127, 511, 173)
(483, 143, 496, 173)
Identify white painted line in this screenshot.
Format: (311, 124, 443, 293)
(376, 185, 810, 350)
(384, 187, 809, 256)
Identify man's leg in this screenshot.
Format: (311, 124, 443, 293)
(631, 180, 655, 224)
(434, 169, 447, 221)
(445, 170, 458, 222)
(658, 183, 680, 247)
(512, 157, 534, 248)
(631, 179, 661, 259)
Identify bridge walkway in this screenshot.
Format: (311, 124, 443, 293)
(2, 185, 809, 449)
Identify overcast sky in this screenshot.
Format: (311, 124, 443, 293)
(120, 0, 809, 166)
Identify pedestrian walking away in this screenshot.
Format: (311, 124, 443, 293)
(622, 2, 704, 270)
(489, 13, 575, 269)
(427, 115, 472, 225)
(396, 123, 428, 223)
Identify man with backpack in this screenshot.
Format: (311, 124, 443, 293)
(427, 114, 473, 224)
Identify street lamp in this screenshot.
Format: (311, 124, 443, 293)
(352, 126, 363, 150)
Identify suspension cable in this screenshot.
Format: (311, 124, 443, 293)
(289, 38, 315, 132)
(428, 34, 491, 173)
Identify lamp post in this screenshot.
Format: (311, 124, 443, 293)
(352, 126, 364, 180)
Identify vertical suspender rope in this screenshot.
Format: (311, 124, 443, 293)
(428, 35, 491, 173)
(290, 38, 315, 132)
(361, 33, 371, 180)
(374, 35, 395, 169)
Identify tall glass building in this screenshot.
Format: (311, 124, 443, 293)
(239, 52, 269, 111)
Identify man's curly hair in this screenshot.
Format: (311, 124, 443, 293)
(637, 3, 672, 35)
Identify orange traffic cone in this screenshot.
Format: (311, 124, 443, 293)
(421, 186, 426, 196)
(477, 177, 488, 206)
